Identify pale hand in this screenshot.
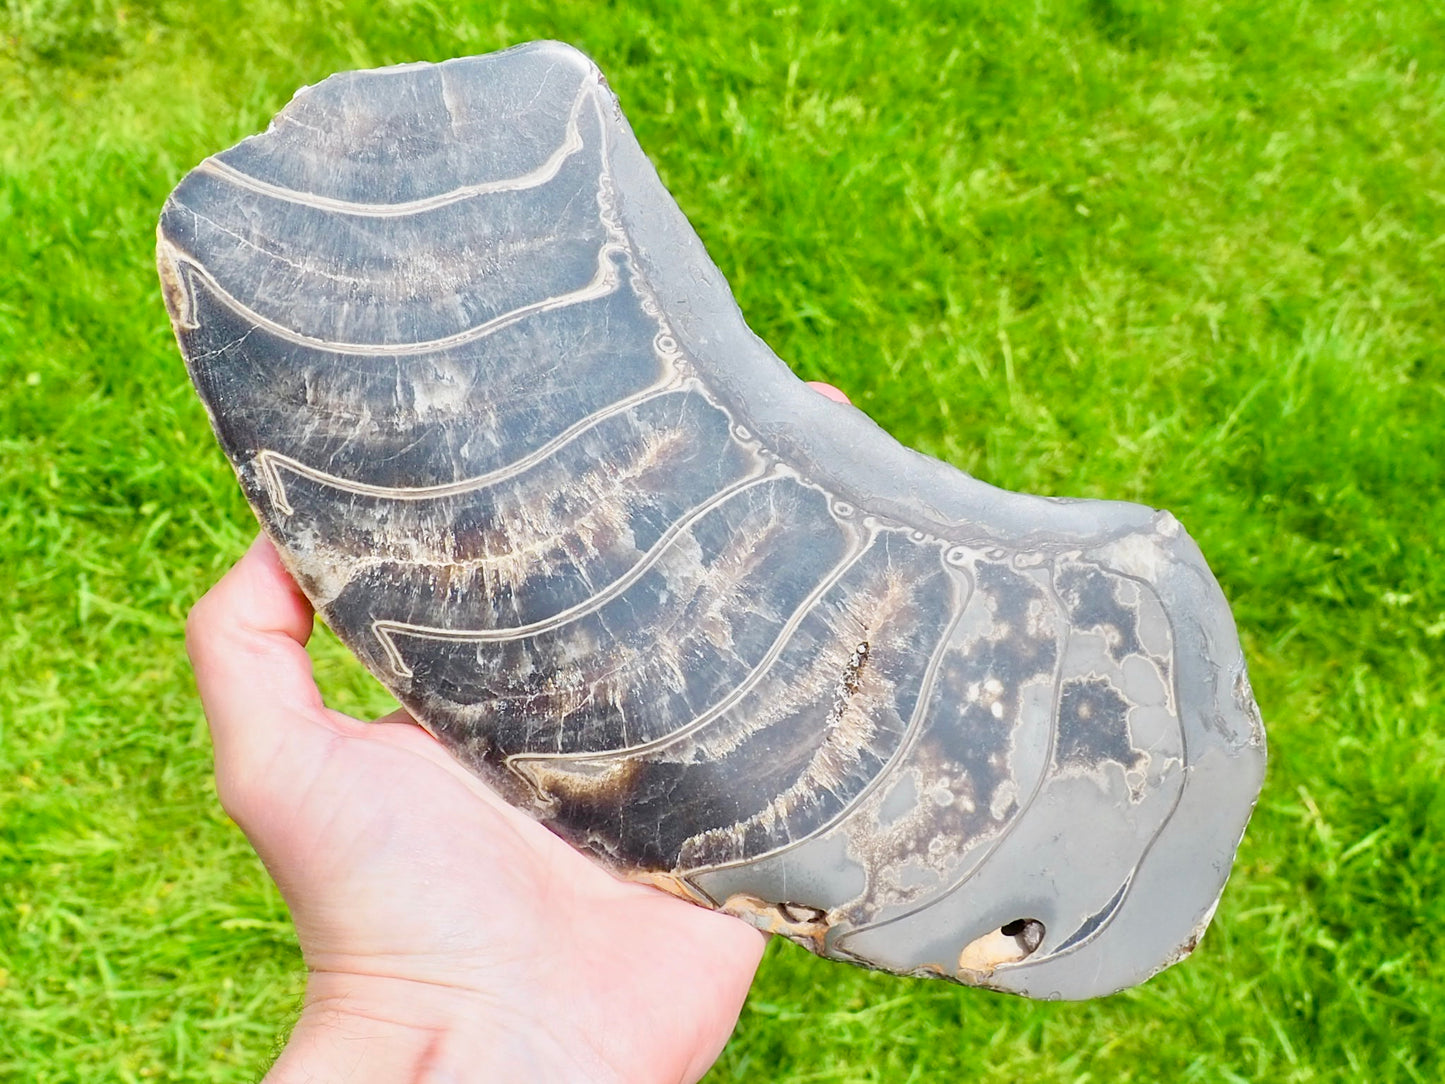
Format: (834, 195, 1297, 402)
(187, 537, 768, 1083)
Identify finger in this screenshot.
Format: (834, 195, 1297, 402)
(806, 380, 851, 405)
(186, 533, 336, 815)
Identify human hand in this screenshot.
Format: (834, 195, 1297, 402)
(187, 537, 768, 1083)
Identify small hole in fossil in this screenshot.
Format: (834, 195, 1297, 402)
(777, 901, 827, 925)
(957, 918, 1047, 975)
(1000, 918, 1046, 955)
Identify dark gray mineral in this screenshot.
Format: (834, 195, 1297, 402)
(158, 41, 1266, 999)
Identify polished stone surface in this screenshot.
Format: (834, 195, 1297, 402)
(159, 41, 1266, 999)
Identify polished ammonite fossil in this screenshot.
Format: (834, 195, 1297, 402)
(157, 40, 1266, 1000)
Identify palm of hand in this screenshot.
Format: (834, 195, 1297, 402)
(188, 538, 766, 1083)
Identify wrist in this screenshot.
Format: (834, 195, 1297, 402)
(265, 970, 620, 1084)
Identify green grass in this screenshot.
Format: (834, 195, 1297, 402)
(2, 0, 1442, 1079)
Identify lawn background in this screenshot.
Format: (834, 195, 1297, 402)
(2, 0, 1442, 1080)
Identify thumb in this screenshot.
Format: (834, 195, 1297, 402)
(185, 533, 340, 824)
